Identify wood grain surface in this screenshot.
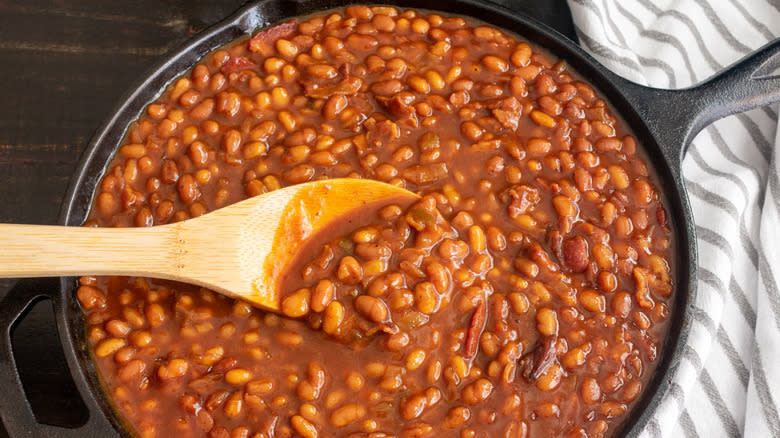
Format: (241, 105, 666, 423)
(0, 1, 575, 435)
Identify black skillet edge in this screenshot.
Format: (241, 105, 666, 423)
(52, 1, 699, 437)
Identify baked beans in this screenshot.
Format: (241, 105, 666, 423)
(80, 7, 674, 438)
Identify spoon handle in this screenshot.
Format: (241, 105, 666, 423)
(0, 224, 176, 278)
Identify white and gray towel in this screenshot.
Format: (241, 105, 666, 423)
(566, 0, 779, 436)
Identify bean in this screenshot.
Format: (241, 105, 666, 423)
(536, 308, 558, 336)
(415, 282, 438, 315)
(534, 402, 560, 418)
(223, 129, 242, 155)
(535, 363, 562, 391)
(462, 378, 494, 405)
(323, 95, 348, 119)
(291, 415, 318, 438)
(461, 121, 484, 141)
(354, 295, 388, 322)
(429, 41, 452, 57)
(408, 75, 431, 94)
(600, 401, 627, 418)
(346, 5, 373, 19)
(177, 174, 200, 203)
(443, 406, 471, 428)
(411, 17, 430, 34)
(95, 338, 126, 358)
(129, 331, 151, 347)
(633, 180, 653, 205)
(223, 391, 243, 418)
(401, 394, 427, 420)
(371, 79, 403, 95)
(282, 164, 314, 184)
(612, 291, 632, 318)
(482, 55, 508, 72)
(276, 39, 299, 58)
(77, 285, 106, 310)
(355, 242, 391, 259)
(190, 98, 214, 120)
(538, 96, 562, 115)
(530, 110, 556, 128)
(346, 33, 378, 51)
(330, 404, 366, 426)
(622, 380, 642, 403)
(562, 347, 586, 369)
(145, 303, 166, 328)
(306, 63, 337, 79)
(598, 271, 618, 292)
(120, 144, 146, 158)
(310, 280, 334, 313)
(225, 368, 253, 385)
(509, 77, 528, 99)
(231, 427, 249, 438)
(595, 137, 621, 152)
(322, 301, 344, 335)
(338, 256, 363, 284)
(504, 421, 528, 438)
(552, 195, 576, 217)
(511, 43, 532, 67)
(580, 289, 605, 313)
(426, 262, 450, 293)
(616, 216, 633, 237)
(157, 358, 188, 380)
(608, 165, 630, 189)
(406, 349, 427, 371)
(96, 192, 117, 216)
(118, 359, 146, 382)
(106, 319, 131, 337)
(381, 332, 409, 353)
(465, 226, 487, 255)
(372, 14, 396, 32)
(592, 243, 614, 269)
(402, 423, 433, 438)
(282, 288, 311, 318)
(246, 379, 274, 395)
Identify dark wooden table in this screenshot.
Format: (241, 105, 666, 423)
(0, 1, 576, 435)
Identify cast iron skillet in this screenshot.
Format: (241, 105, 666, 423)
(0, 0, 778, 436)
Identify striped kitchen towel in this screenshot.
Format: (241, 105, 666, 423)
(566, 0, 780, 436)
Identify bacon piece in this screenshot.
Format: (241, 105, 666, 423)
(526, 242, 559, 273)
(248, 20, 298, 54)
(633, 267, 654, 308)
(365, 118, 400, 148)
(656, 205, 667, 227)
(464, 300, 487, 359)
(220, 56, 256, 74)
(301, 76, 362, 99)
(376, 94, 418, 127)
(548, 230, 564, 264)
(491, 97, 522, 130)
(401, 163, 448, 186)
(528, 336, 557, 380)
(504, 184, 540, 218)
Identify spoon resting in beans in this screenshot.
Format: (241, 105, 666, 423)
(0, 179, 418, 311)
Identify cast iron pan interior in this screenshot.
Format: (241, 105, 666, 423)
(0, 0, 777, 436)
(65, 2, 701, 434)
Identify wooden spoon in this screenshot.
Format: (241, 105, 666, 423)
(0, 179, 418, 311)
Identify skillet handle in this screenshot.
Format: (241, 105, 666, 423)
(608, 39, 780, 165)
(0, 278, 115, 438)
